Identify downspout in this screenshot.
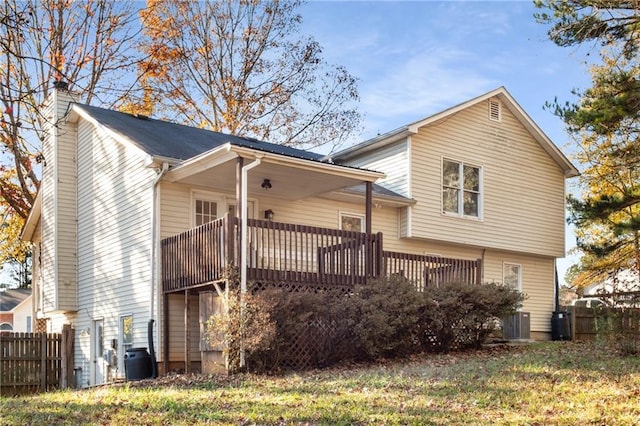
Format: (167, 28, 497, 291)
(149, 162, 168, 378)
(239, 156, 262, 369)
(150, 162, 169, 319)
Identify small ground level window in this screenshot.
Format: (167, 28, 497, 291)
(503, 263, 521, 290)
(121, 314, 133, 351)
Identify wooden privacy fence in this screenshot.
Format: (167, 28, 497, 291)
(568, 306, 640, 341)
(0, 324, 74, 396)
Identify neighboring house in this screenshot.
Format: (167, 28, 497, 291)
(21, 85, 577, 387)
(582, 269, 640, 305)
(0, 288, 32, 332)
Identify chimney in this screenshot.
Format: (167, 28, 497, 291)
(52, 79, 69, 91)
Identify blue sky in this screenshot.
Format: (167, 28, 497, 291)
(299, 0, 594, 285)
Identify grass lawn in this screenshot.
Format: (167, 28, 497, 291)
(1, 341, 639, 425)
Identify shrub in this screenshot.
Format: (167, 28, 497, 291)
(206, 280, 277, 373)
(247, 287, 357, 370)
(420, 282, 524, 352)
(346, 276, 424, 359)
(215, 277, 524, 372)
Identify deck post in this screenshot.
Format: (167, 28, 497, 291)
(475, 258, 483, 284)
(163, 292, 169, 375)
(184, 289, 191, 373)
(235, 157, 243, 263)
(365, 182, 373, 278)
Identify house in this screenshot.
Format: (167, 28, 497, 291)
(0, 288, 32, 332)
(21, 85, 577, 387)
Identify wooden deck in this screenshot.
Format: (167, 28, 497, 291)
(161, 214, 482, 293)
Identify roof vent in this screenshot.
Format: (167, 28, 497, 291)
(489, 99, 501, 122)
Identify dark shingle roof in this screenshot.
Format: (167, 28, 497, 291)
(0, 288, 30, 311)
(71, 103, 325, 162)
(345, 183, 414, 201)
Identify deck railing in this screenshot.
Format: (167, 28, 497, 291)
(161, 216, 232, 293)
(161, 214, 482, 292)
(382, 251, 482, 291)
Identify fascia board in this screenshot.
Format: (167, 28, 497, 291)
(20, 190, 42, 241)
(231, 146, 385, 182)
(164, 143, 238, 182)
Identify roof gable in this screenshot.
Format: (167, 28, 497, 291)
(333, 87, 579, 178)
(0, 289, 31, 312)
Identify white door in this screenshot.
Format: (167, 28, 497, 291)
(93, 319, 105, 385)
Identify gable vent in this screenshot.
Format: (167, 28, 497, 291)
(489, 99, 501, 122)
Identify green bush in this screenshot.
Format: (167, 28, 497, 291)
(420, 281, 524, 352)
(217, 277, 524, 372)
(345, 276, 424, 359)
(206, 277, 277, 373)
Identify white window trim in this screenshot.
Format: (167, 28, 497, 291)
(339, 211, 365, 232)
(190, 190, 224, 228)
(441, 157, 483, 220)
(118, 313, 134, 377)
(503, 262, 522, 291)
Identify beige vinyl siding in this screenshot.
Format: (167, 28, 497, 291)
(55, 100, 78, 311)
(159, 182, 193, 238)
(75, 119, 156, 378)
(40, 90, 78, 313)
(345, 140, 410, 197)
(483, 251, 555, 333)
(409, 99, 566, 258)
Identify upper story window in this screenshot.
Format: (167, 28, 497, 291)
(442, 158, 482, 218)
(340, 213, 364, 232)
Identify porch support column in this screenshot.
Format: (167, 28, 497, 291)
(235, 157, 244, 264)
(365, 181, 372, 235)
(365, 181, 373, 279)
(184, 289, 191, 373)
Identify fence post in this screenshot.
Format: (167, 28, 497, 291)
(60, 324, 74, 389)
(475, 258, 483, 284)
(40, 332, 47, 392)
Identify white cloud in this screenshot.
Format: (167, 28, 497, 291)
(357, 46, 498, 139)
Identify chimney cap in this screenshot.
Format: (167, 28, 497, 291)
(53, 80, 69, 90)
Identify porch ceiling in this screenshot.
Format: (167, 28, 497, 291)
(168, 158, 378, 201)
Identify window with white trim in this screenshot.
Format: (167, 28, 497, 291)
(120, 314, 133, 351)
(195, 199, 218, 226)
(503, 263, 522, 290)
(340, 213, 364, 232)
(442, 159, 481, 218)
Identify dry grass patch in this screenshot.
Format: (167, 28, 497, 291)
(1, 341, 639, 425)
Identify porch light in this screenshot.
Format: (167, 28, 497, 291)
(264, 209, 275, 220)
(261, 178, 272, 190)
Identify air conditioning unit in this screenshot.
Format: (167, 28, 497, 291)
(503, 312, 531, 340)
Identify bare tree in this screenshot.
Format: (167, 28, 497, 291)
(0, 0, 142, 264)
(132, 0, 361, 150)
